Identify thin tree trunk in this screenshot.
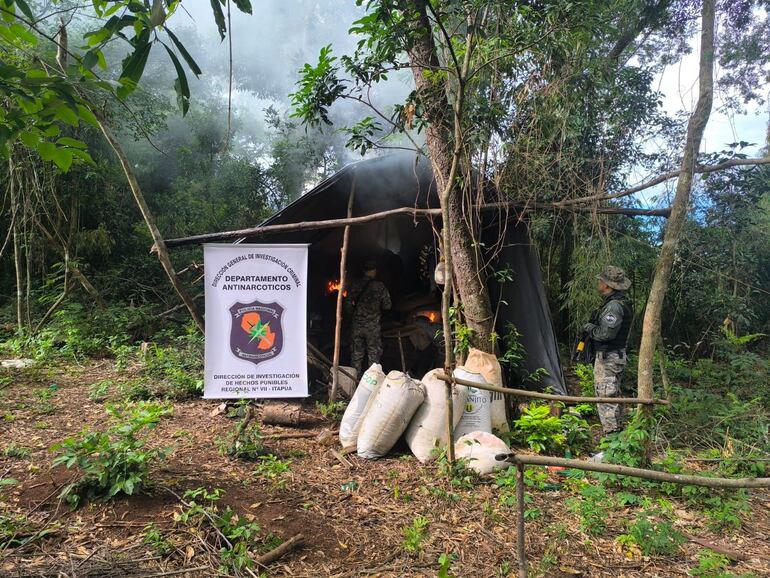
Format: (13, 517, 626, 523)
(10, 156, 24, 334)
(637, 0, 715, 401)
(95, 116, 205, 333)
(35, 219, 107, 309)
(330, 176, 356, 403)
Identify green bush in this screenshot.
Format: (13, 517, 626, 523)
(510, 403, 593, 454)
(53, 401, 172, 508)
(566, 484, 610, 536)
(402, 516, 429, 553)
(617, 507, 685, 556)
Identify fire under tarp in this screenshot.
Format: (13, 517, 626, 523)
(241, 152, 566, 394)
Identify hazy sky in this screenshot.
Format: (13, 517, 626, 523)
(167, 1, 768, 203)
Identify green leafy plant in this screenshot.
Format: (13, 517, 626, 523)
(566, 484, 610, 536)
(52, 401, 172, 508)
(316, 400, 347, 420)
(512, 404, 565, 453)
(88, 380, 113, 402)
(217, 421, 266, 461)
(176, 487, 269, 574)
(438, 552, 457, 578)
(254, 454, 291, 489)
(401, 516, 429, 553)
(690, 548, 757, 578)
(3, 443, 31, 459)
(142, 523, 173, 557)
(617, 507, 685, 556)
(574, 363, 595, 397)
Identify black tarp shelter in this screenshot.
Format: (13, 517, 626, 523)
(241, 153, 566, 394)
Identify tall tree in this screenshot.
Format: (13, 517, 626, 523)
(637, 0, 716, 401)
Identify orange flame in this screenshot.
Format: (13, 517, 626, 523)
(417, 310, 440, 323)
(327, 279, 348, 297)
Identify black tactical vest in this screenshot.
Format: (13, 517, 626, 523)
(595, 291, 633, 352)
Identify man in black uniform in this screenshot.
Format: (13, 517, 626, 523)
(583, 266, 633, 435)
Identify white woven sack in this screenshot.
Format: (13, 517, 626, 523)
(453, 367, 492, 438)
(357, 371, 425, 459)
(339, 363, 385, 447)
(465, 348, 509, 433)
(404, 369, 469, 463)
(454, 431, 510, 475)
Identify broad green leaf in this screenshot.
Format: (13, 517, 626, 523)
(19, 130, 39, 148)
(76, 105, 98, 127)
(120, 34, 152, 86)
(162, 44, 190, 115)
(165, 27, 201, 76)
(13, 0, 34, 20)
(209, 0, 226, 40)
(232, 0, 252, 15)
(53, 105, 79, 126)
(57, 136, 87, 148)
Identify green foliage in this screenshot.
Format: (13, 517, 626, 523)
(0, 513, 56, 549)
(142, 523, 173, 557)
(3, 443, 31, 458)
(217, 422, 266, 461)
(88, 380, 113, 402)
(140, 334, 204, 400)
(690, 549, 757, 578)
(437, 552, 457, 578)
(176, 487, 268, 574)
(510, 403, 593, 454)
(52, 401, 172, 508)
(401, 516, 429, 554)
(617, 507, 686, 556)
(574, 363, 596, 398)
(566, 484, 610, 536)
(254, 454, 291, 489)
(316, 400, 347, 420)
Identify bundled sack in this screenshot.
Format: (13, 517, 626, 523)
(357, 371, 425, 459)
(455, 431, 511, 475)
(453, 367, 492, 438)
(404, 369, 469, 463)
(339, 363, 385, 447)
(465, 348, 509, 433)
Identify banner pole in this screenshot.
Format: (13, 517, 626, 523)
(330, 172, 357, 402)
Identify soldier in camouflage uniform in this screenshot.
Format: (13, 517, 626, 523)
(583, 266, 633, 435)
(347, 260, 392, 375)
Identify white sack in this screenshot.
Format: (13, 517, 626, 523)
(453, 367, 492, 438)
(357, 371, 425, 459)
(465, 348, 509, 433)
(454, 431, 511, 475)
(404, 369, 469, 463)
(339, 363, 385, 447)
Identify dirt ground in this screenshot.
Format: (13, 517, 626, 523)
(1, 360, 769, 578)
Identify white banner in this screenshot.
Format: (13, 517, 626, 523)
(204, 244, 308, 399)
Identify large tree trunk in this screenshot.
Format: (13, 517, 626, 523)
(96, 117, 205, 333)
(405, 0, 495, 354)
(637, 0, 715, 401)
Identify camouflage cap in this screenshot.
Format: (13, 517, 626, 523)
(598, 265, 631, 291)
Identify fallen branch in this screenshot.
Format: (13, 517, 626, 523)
(435, 372, 669, 405)
(687, 536, 751, 561)
(267, 430, 338, 440)
(255, 533, 304, 567)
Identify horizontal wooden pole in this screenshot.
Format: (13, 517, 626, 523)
(436, 372, 669, 406)
(497, 454, 770, 488)
(165, 202, 671, 248)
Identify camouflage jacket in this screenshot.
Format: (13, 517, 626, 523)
(347, 278, 391, 325)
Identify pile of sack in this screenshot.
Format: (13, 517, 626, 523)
(338, 348, 512, 474)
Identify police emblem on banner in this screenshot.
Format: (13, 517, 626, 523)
(229, 300, 285, 367)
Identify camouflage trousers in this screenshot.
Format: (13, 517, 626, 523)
(594, 350, 627, 435)
(350, 321, 383, 375)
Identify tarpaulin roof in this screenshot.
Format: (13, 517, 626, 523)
(246, 152, 566, 394)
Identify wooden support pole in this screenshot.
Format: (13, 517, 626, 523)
(308, 342, 358, 384)
(516, 461, 527, 578)
(436, 372, 668, 406)
(330, 174, 356, 403)
(165, 203, 672, 249)
(499, 454, 770, 489)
